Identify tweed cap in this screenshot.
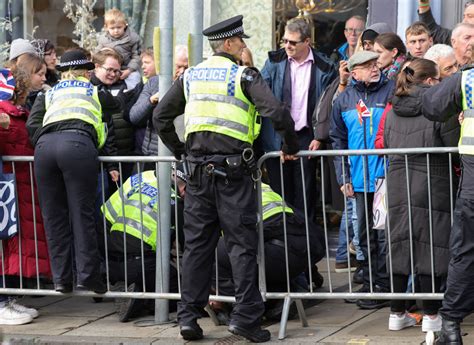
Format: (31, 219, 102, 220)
(348, 51, 380, 71)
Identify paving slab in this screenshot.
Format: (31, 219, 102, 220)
(0, 316, 89, 336)
(65, 314, 169, 338)
(37, 296, 116, 318)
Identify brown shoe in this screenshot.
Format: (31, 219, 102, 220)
(335, 261, 358, 273)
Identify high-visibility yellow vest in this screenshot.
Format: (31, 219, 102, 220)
(44, 77, 106, 148)
(183, 55, 259, 143)
(102, 171, 161, 251)
(261, 183, 294, 221)
(460, 69, 474, 154)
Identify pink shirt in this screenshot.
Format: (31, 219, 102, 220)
(289, 49, 313, 131)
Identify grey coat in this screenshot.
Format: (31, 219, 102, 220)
(384, 85, 460, 277)
(129, 76, 159, 155)
(96, 26, 141, 72)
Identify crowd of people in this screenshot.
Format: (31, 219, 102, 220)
(1, 0, 474, 343)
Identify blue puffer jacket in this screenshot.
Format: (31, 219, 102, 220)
(330, 74, 395, 192)
(260, 48, 336, 152)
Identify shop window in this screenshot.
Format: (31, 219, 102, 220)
(274, 0, 368, 56)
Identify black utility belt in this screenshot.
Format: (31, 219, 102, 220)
(196, 159, 247, 180)
(188, 148, 258, 180)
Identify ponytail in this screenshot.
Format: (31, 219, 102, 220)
(395, 58, 438, 97)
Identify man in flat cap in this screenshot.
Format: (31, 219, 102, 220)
(330, 50, 395, 309)
(153, 15, 299, 342)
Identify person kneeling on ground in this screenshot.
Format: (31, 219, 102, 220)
(100, 165, 186, 322)
(210, 183, 326, 324)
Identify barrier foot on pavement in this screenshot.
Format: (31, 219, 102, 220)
(295, 299, 308, 327)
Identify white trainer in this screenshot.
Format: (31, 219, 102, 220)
(422, 314, 442, 332)
(9, 300, 39, 319)
(0, 305, 33, 325)
(388, 312, 417, 331)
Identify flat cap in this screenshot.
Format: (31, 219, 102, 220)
(348, 51, 379, 71)
(203, 15, 250, 41)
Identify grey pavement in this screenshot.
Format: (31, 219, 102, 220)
(2, 260, 474, 344)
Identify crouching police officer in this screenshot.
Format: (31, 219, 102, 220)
(154, 15, 299, 343)
(26, 49, 119, 294)
(421, 66, 474, 344)
(101, 166, 186, 322)
(212, 183, 326, 322)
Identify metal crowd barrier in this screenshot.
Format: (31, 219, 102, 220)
(0, 148, 459, 339)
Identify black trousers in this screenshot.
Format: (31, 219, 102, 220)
(214, 234, 307, 295)
(355, 192, 388, 289)
(177, 160, 265, 329)
(266, 127, 318, 223)
(108, 254, 179, 294)
(440, 197, 474, 322)
(34, 132, 102, 286)
(390, 274, 443, 315)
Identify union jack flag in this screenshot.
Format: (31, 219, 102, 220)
(0, 69, 15, 101)
(356, 99, 371, 125)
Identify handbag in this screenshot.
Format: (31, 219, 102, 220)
(372, 177, 387, 230)
(0, 156, 19, 239)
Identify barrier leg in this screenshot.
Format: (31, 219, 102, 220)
(278, 296, 292, 340)
(295, 299, 308, 327)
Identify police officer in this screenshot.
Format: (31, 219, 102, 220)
(102, 167, 185, 322)
(213, 183, 326, 322)
(26, 49, 119, 294)
(153, 15, 299, 343)
(421, 66, 474, 344)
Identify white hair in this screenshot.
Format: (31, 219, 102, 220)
(424, 44, 455, 62)
(175, 44, 188, 60)
(452, 22, 474, 39)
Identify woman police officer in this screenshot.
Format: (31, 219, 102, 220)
(26, 49, 119, 293)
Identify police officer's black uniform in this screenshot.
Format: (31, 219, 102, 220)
(153, 16, 299, 343)
(26, 50, 118, 294)
(422, 67, 474, 344)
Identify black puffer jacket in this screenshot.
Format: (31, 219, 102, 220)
(90, 74, 135, 155)
(384, 85, 460, 276)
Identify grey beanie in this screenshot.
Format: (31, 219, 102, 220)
(9, 38, 37, 61)
(361, 22, 393, 43)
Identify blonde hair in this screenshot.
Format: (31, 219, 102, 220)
(10, 67, 31, 105)
(104, 8, 127, 27)
(141, 47, 154, 60)
(61, 69, 90, 80)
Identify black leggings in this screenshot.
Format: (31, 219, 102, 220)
(390, 273, 443, 315)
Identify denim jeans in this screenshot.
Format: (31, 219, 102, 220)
(355, 192, 388, 289)
(335, 197, 357, 262)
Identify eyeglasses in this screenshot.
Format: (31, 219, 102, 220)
(345, 28, 363, 34)
(281, 38, 304, 46)
(100, 66, 122, 76)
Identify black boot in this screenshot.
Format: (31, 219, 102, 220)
(437, 319, 463, 345)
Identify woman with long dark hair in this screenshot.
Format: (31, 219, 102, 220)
(374, 33, 407, 80)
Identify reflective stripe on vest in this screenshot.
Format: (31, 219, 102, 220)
(101, 171, 159, 250)
(183, 56, 257, 144)
(261, 183, 294, 221)
(460, 70, 474, 155)
(44, 77, 106, 148)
